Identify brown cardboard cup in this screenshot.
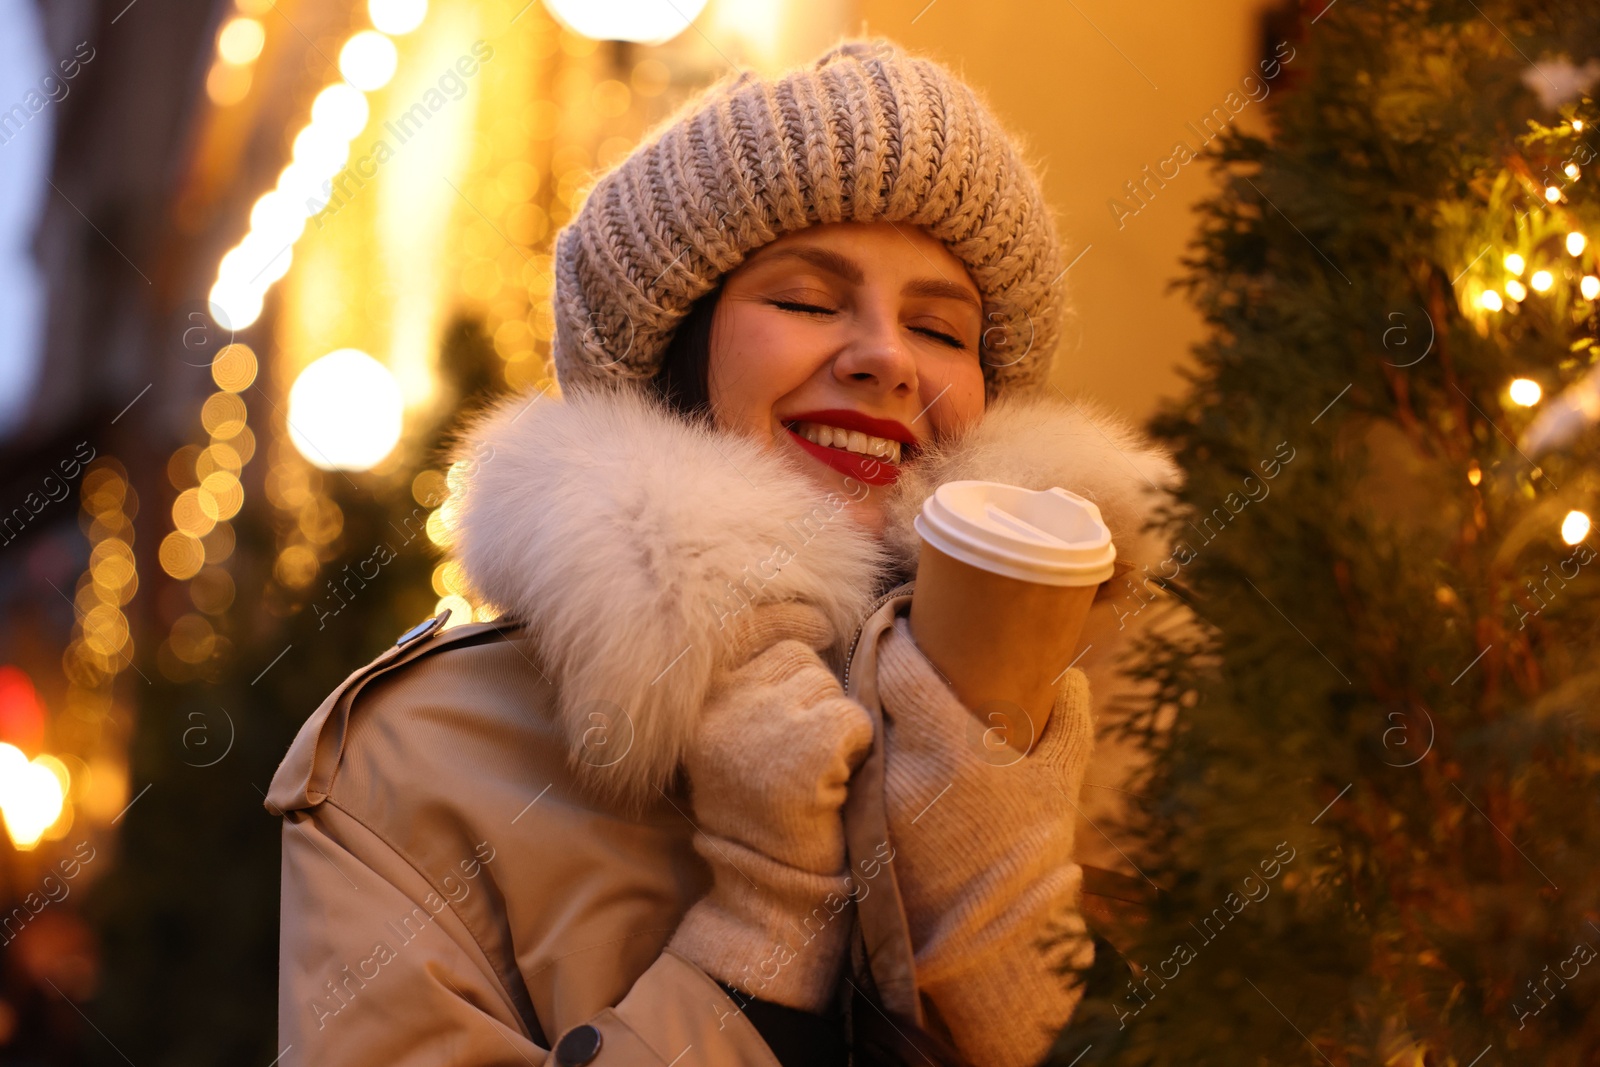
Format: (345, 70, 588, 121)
(906, 482, 1116, 753)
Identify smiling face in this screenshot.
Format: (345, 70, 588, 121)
(706, 221, 987, 538)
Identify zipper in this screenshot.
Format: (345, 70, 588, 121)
(840, 580, 915, 695)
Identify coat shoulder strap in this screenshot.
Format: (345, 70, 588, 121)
(264, 610, 527, 816)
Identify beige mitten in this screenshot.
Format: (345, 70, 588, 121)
(876, 614, 1097, 1067)
(667, 601, 876, 1012)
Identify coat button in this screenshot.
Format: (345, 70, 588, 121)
(553, 1023, 602, 1066)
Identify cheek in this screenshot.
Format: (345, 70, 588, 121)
(708, 303, 825, 433)
(923, 361, 986, 437)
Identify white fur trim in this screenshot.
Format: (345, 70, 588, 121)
(445, 384, 1180, 815)
(445, 386, 891, 815)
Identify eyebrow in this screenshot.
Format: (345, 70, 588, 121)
(758, 246, 982, 311)
(902, 276, 983, 310)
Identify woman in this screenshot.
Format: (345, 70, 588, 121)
(268, 39, 1178, 1067)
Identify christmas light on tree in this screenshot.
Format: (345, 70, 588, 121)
(1059, 2, 1600, 1062)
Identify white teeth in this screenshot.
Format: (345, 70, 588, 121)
(792, 421, 904, 463)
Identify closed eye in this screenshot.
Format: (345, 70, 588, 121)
(773, 300, 966, 349)
(772, 300, 836, 315)
(912, 326, 965, 349)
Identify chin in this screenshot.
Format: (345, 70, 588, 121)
(793, 466, 876, 528)
(841, 493, 888, 540)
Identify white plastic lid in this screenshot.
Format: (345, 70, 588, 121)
(912, 480, 1117, 587)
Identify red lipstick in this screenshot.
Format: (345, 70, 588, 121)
(785, 409, 919, 446)
(780, 410, 920, 489)
(785, 427, 901, 486)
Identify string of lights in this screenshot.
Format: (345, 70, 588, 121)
(1458, 112, 1597, 548)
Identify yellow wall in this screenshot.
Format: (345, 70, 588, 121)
(852, 0, 1274, 424)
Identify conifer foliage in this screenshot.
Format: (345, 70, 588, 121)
(1062, 2, 1600, 1062)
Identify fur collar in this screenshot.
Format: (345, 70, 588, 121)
(445, 384, 1180, 814)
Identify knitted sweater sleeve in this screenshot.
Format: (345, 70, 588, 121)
(875, 615, 1096, 1067)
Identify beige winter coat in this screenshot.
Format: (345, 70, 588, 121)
(267, 384, 1179, 1064)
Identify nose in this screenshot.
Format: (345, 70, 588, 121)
(832, 303, 916, 397)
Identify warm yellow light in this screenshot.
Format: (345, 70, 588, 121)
(1509, 378, 1542, 406)
(172, 487, 216, 537)
(1479, 289, 1503, 311)
(199, 441, 244, 478)
(1563, 510, 1592, 545)
(426, 506, 452, 546)
(412, 469, 446, 506)
(339, 31, 397, 92)
(200, 472, 245, 521)
(34, 754, 71, 797)
(1565, 163, 1581, 180)
(1503, 252, 1525, 275)
(1466, 461, 1482, 487)
(169, 614, 217, 664)
(310, 83, 370, 140)
(248, 190, 306, 249)
(1583, 275, 1600, 300)
(436, 595, 472, 629)
(1568, 232, 1587, 256)
(256, 240, 293, 286)
(202, 393, 249, 438)
(160, 531, 206, 579)
(1530, 269, 1554, 292)
(541, 0, 710, 44)
(218, 16, 266, 65)
(92, 542, 135, 590)
(275, 161, 334, 218)
(1505, 279, 1527, 302)
(212, 343, 259, 391)
(208, 277, 264, 331)
(274, 545, 320, 589)
(292, 124, 350, 180)
(216, 232, 292, 291)
(215, 235, 258, 282)
(205, 60, 252, 106)
(369, 0, 427, 35)
(82, 605, 129, 656)
(1546, 186, 1562, 202)
(0, 748, 67, 851)
(287, 350, 404, 470)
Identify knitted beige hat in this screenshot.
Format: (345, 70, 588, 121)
(551, 38, 1067, 403)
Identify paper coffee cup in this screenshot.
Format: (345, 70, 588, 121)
(907, 482, 1116, 753)
(912, 481, 1118, 587)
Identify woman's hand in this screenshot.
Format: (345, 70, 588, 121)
(876, 613, 1097, 1067)
(666, 601, 876, 1013)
